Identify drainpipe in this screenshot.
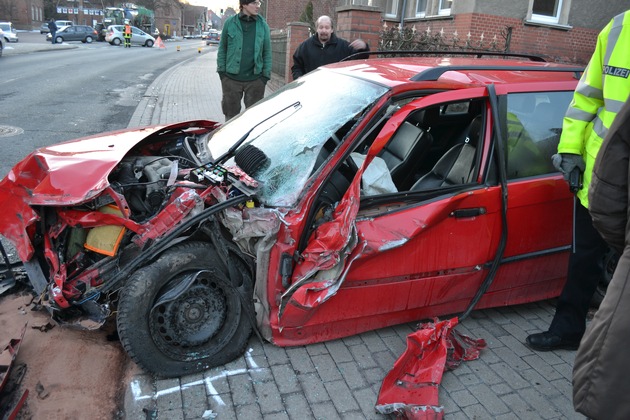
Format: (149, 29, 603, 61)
(400, 0, 408, 28)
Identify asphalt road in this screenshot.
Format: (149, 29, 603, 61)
(0, 31, 211, 179)
(0, 31, 214, 262)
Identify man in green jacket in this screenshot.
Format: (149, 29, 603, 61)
(526, 10, 630, 352)
(217, 0, 271, 121)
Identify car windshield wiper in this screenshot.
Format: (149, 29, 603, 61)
(215, 101, 302, 165)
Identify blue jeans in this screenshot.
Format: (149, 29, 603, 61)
(51, 31, 56, 44)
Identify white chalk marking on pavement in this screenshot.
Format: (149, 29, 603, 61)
(245, 348, 259, 368)
(132, 351, 268, 404)
(131, 379, 151, 401)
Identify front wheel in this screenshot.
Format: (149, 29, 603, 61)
(116, 242, 254, 378)
(55, 36, 63, 44)
(145, 39, 154, 48)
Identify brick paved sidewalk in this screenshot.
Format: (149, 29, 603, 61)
(124, 50, 586, 420)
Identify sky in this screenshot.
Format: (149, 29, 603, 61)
(187, 0, 239, 13)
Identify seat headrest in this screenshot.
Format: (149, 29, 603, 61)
(465, 116, 482, 145)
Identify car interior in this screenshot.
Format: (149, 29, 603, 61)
(354, 98, 486, 194)
(306, 97, 487, 234)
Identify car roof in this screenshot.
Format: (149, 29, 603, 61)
(321, 53, 583, 89)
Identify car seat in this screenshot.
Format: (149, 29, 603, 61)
(411, 115, 481, 190)
(410, 143, 476, 190)
(379, 119, 433, 188)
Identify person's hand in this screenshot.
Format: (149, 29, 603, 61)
(261, 76, 269, 85)
(551, 153, 585, 180)
(218, 72, 226, 81)
(349, 39, 367, 50)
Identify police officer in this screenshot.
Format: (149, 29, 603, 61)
(123, 21, 132, 48)
(526, 10, 630, 351)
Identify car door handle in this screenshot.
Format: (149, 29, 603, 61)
(450, 207, 486, 218)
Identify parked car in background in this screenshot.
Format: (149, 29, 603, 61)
(46, 25, 98, 43)
(105, 24, 154, 47)
(0, 22, 18, 43)
(0, 31, 3, 57)
(55, 20, 73, 28)
(205, 29, 220, 45)
(0, 51, 594, 378)
(40, 21, 73, 34)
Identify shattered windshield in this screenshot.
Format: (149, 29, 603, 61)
(207, 70, 388, 207)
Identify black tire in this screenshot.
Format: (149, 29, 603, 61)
(112, 37, 121, 46)
(590, 248, 618, 308)
(55, 36, 63, 44)
(117, 242, 254, 378)
(85, 36, 93, 43)
(145, 39, 154, 48)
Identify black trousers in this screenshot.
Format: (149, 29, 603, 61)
(549, 201, 609, 340)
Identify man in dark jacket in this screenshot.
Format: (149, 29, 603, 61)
(572, 96, 630, 420)
(291, 15, 369, 80)
(48, 19, 58, 44)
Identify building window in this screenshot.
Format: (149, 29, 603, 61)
(438, 0, 452, 16)
(530, 0, 568, 25)
(385, 0, 399, 18)
(416, 0, 427, 17)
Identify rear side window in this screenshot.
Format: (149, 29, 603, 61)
(505, 91, 573, 179)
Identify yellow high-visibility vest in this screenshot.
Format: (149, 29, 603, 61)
(558, 11, 630, 208)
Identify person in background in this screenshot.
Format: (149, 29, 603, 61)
(217, 0, 271, 121)
(572, 96, 630, 420)
(48, 19, 58, 44)
(291, 15, 370, 80)
(123, 21, 132, 48)
(525, 10, 630, 352)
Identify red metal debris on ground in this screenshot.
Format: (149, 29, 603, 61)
(0, 323, 29, 419)
(375, 317, 486, 419)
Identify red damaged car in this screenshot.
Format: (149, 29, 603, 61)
(0, 52, 585, 377)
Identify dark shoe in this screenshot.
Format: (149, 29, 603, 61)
(525, 331, 580, 351)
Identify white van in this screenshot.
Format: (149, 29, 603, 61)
(55, 20, 74, 29)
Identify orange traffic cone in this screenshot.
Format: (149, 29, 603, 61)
(155, 36, 166, 49)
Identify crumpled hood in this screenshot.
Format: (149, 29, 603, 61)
(0, 120, 219, 262)
(1, 125, 166, 206)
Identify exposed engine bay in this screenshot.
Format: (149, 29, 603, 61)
(15, 122, 271, 330)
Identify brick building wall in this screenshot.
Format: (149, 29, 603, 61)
(154, 0, 183, 38)
(466, 13, 597, 64)
(267, 0, 600, 90)
(398, 13, 597, 64)
(265, 0, 337, 31)
(4, 0, 45, 29)
(336, 6, 381, 55)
